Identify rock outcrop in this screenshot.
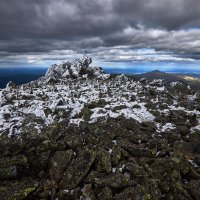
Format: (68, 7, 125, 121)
(0, 58, 200, 199)
(45, 57, 103, 80)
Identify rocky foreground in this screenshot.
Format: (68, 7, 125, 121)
(0, 58, 200, 200)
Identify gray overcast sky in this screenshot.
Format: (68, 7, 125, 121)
(0, 0, 200, 66)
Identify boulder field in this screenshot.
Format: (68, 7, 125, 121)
(0, 58, 200, 199)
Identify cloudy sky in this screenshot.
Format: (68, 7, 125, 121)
(0, 0, 200, 68)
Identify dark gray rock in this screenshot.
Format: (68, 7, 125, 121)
(60, 149, 96, 189)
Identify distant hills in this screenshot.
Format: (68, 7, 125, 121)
(134, 70, 200, 91)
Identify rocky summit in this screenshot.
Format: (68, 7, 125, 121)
(0, 57, 200, 200)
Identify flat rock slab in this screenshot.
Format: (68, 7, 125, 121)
(60, 149, 96, 189)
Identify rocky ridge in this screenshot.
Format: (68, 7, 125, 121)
(0, 57, 200, 199)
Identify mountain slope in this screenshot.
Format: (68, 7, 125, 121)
(0, 58, 200, 200)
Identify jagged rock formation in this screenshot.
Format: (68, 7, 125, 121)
(0, 58, 200, 199)
(45, 57, 103, 80)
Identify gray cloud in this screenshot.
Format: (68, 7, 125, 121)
(0, 0, 200, 65)
(113, 0, 200, 30)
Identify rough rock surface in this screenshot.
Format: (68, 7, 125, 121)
(45, 56, 103, 80)
(0, 57, 200, 199)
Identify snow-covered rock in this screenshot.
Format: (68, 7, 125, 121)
(1, 58, 200, 200)
(45, 57, 103, 80)
(0, 57, 199, 138)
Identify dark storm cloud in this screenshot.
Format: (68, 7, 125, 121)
(0, 0, 200, 64)
(113, 0, 200, 30)
(0, 0, 122, 40)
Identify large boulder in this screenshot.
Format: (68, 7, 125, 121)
(59, 149, 96, 189)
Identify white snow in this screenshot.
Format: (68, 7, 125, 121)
(187, 94, 197, 101)
(170, 82, 179, 87)
(0, 58, 199, 137)
(156, 123, 176, 133)
(119, 164, 125, 172)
